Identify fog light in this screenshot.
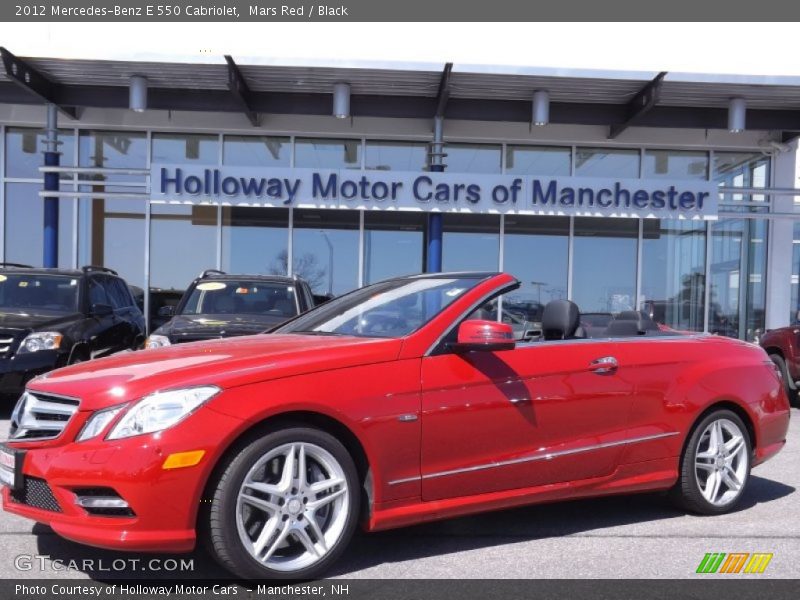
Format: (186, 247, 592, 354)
(162, 450, 206, 470)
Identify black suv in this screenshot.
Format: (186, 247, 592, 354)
(145, 270, 316, 348)
(0, 264, 146, 397)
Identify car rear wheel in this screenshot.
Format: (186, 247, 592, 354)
(207, 427, 359, 580)
(672, 409, 751, 515)
(768, 354, 798, 407)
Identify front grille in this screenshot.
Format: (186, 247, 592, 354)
(0, 330, 21, 357)
(9, 391, 80, 441)
(10, 476, 62, 512)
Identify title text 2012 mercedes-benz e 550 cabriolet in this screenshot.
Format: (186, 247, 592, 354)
(0, 273, 791, 579)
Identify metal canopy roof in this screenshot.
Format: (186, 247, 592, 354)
(3, 52, 800, 136)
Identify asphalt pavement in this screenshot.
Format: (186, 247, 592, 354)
(0, 407, 797, 580)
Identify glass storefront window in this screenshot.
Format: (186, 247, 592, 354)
(572, 217, 638, 314)
(503, 216, 569, 323)
(442, 214, 500, 271)
(152, 133, 218, 165)
(363, 211, 425, 283)
(78, 199, 145, 288)
(4, 183, 74, 268)
(643, 149, 708, 180)
(223, 136, 291, 167)
(446, 144, 502, 174)
(365, 141, 428, 171)
(149, 204, 218, 291)
(715, 152, 769, 203)
(221, 207, 290, 275)
(295, 138, 361, 170)
(640, 220, 706, 331)
(505, 145, 571, 176)
(792, 222, 800, 323)
(5, 127, 75, 179)
(292, 209, 359, 295)
(575, 147, 640, 178)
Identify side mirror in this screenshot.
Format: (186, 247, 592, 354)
(451, 319, 515, 352)
(91, 303, 113, 317)
(158, 305, 175, 318)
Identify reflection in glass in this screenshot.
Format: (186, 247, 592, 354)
(575, 147, 639, 178)
(365, 141, 428, 171)
(442, 214, 500, 272)
(5, 127, 75, 179)
(221, 207, 289, 275)
(223, 136, 290, 166)
(715, 151, 769, 203)
(643, 150, 708, 180)
(149, 204, 218, 290)
(503, 216, 568, 322)
(572, 217, 638, 313)
(446, 144, 502, 174)
(505, 146, 570, 176)
(640, 220, 706, 331)
(292, 209, 359, 295)
(4, 183, 74, 268)
(364, 211, 425, 283)
(152, 133, 219, 165)
(793, 222, 800, 323)
(295, 138, 361, 170)
(78, 199, 145, 288)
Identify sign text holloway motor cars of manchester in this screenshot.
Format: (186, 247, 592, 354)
(152, 164, 719, 219)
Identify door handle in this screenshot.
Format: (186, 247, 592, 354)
(589, 356, 618, 374)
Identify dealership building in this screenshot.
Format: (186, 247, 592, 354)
(2, 50, 800, 340)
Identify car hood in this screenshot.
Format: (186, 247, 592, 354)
(0, 309, 80, 333)
(157, 314, 289, 340)
(27, 334, 403, 410)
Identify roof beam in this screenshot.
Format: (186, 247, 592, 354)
(224, 55, 259, 126)
(0, 47, 76, 119)
(435, 62, 453, 118)
(608, 71, 667, 139)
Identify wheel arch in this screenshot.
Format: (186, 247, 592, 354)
(680, 400, 757, 462)
(196, 410, 372, 534)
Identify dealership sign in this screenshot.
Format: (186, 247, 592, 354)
(151, 164, 719, 219)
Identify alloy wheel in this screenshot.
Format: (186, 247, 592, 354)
(693, 418, 749, 507)
(235, 442, 349, 572)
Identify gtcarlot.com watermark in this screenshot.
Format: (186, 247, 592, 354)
(14, 554, 195, 573)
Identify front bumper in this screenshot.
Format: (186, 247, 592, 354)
(0, 351, 63, 396)
(1, 405, 244, 553)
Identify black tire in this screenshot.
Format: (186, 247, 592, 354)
(206, 426, 360, 580)
(769, 354, 798, 408)
(671, 409, 752, 515)
(68, 347, 90, 365)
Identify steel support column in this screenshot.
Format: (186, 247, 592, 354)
(43, 104, 59, 268)
(426, 115, 446, 272)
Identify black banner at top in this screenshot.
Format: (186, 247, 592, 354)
(2, 0, 800, 21)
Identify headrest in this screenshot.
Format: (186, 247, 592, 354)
(605, 320, 642, 337)
(542, 299, 580, 341)
(616, 311, 642, 321)
(614, 310, 659, 332)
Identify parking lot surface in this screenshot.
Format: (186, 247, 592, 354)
(0, 408, 797, 580)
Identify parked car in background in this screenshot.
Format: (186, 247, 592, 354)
(0, 264, 145, 397)
(759, 314, 800, 407)
(145, 270, 316, 348)
(1, 272, 789, 579)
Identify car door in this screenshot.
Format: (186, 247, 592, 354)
(420, 336, 636, 501)
(85, 276, 125, 358)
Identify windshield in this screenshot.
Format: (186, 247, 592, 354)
(0, 273, 80, 313)
(276, 277, 482, 338)
(180, 280, 299, 317)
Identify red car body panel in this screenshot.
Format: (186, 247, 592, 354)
(1, 273, 791, 553)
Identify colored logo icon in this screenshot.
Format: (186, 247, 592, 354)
(696, 553, 773, 574)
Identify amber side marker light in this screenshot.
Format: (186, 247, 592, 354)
(162, 450, 206, 470)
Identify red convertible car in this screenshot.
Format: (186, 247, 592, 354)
(0, 272, 791, 579)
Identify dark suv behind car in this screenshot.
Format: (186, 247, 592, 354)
(0, 264, 146, 397)
(145, 270, 316, 348)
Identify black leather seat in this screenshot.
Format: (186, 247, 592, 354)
(608, 310, 659, 335)
(541, 299, 586, 341)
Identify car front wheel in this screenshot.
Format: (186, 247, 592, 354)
(207, 427, 360, 580)
(672, 409, 751, 515)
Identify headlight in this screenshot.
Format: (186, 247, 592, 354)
(106, 386, 220, 440)
(76, 405, 127, 442)
(17, 332, 63, 354)
(145, 334, 171, 349)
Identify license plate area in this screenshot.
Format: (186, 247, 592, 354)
(0, 444, 25, 491)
